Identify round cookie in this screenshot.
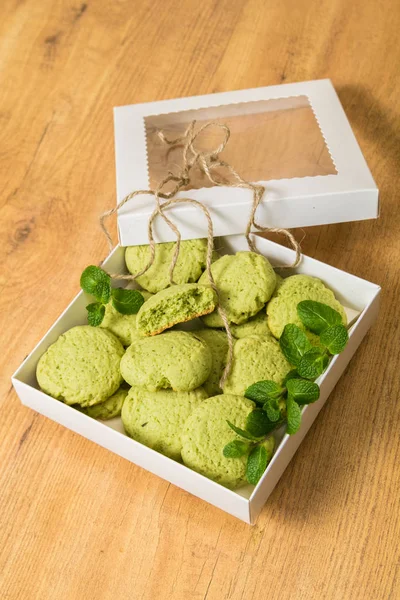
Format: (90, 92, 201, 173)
(37, 326, 124, 406)
(136, 284, 217, 336)
(125, 239, 210, 294)
(100, 290, 152, 346)
(223, 335, 291, 396)
(199, 251, 276, 327)
(181, 394, 256, 488)
(192, 329, 229, 396)
(267, 274, 347, 339)
(120, 330, 212, 392)
(230, 310, 272, 339)
(83, 387, 129, 420)
(122, 387, 208, 460)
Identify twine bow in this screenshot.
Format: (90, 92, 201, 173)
(99, 120, 301, 386)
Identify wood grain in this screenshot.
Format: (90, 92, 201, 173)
(1, 0, 399, 598)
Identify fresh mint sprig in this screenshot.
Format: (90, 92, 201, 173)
(111, 287, 145, 315)
(80, 265, 145, 326)
(264, 398, 282, 422)
(286, 378, 320, 404)
(226, 421, 262, 441)
(320, 324, 349, 354)
(285, 395, 302, 435)
(297, 300, 342, 334)
(245, 380, 283, 404)
(282, 369, 301, 385)
(246, 409, 279, 437)
(246, 445, 269, 486)
(279, 324, 312, 366)
(81, 266, 111, 304)
(86, 302, 106, 327)
(223, 300, 350, 485)
(223, 440, 250, 458)
(278, 301, 348, 379)
(297, 347, 327, 379)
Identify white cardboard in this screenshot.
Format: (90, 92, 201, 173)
(114, 80, 379, 246)
(12, 236, 380, 524)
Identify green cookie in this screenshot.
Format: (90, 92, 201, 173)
(181, 394, 256, 488)
(192, 329, 229, 396)
(267, 274, 347, 339)
(37, 326, 124, 406)
(223, 335, 291, 396)
(122, 387, 208, 460)
(230, 310, 272, 339)
(136, 284, 217, 336)
(82, 387, 129, 420)
(199, 251, 276, 327)
(100, 290, 152, 346)
(120, 330, 212, 392)
(125, 239, 211, 294)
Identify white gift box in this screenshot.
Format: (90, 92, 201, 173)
(114, 79, 379, 246)
(12, 235, 380, 524)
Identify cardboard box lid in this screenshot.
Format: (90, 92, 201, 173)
(113, 79, 379, 246)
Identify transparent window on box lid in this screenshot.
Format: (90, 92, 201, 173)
(144, 95, 337, 192)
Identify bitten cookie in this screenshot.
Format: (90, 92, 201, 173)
(223, 335, 291, 396)
(181, 394, 256, 488)
(125, 239, 210, 294)
(36, 326, 124, 406)
(267, 274, 347, 339)
(192, 329, 229, 396)
(100, 290, 152, 346)
(120, 331, 212, 392)
(122, 387, 208, 460)
(199, 251, 276, 327)
(82, 387, 129, 420)
(136, 284, 217, 336)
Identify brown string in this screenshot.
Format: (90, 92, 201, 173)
(99, 120, 301, 386)
(147, 196, 234, 384)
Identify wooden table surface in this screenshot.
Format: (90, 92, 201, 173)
(1, 1, 399, 598)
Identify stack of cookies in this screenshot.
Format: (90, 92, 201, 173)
(36, 239, 346, 488)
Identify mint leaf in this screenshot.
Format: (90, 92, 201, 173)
(286, 378, 320, 405)
(245, 380, 284, 404)
(297, 348, 326, 380)
(111, 288, 145, 315)
(226, 421, 262, 441)
(279, 324, 312, 366)
(246, 409, 278, 437)
(246, 445, 268, 485)
(86, 302, 105, 327)
(297, 300, 342, 334)
(80, 266, 111, 303)
(283, 369, 301, 385)
(223, 440, 250, 458)
(320, 324, 349, 354)
(263, 399, 281, 422)
(286, 395, 302, 435)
